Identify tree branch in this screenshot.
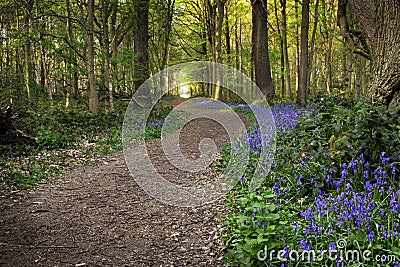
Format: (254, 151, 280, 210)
(337, 0, 371, 60)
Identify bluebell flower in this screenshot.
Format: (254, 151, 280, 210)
(294, 222, 300, 231)
(380, 152, 390, 165)
(341, 168, 348, 179)
(368, 200, 375, 211)
(367, 231, 374, 242)
(360, 153, 365, 163)
(390, 163, 396, 175)
(300, 238, 311, 250)
(273, 183, 280, 196)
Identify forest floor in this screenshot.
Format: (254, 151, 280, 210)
(0, 98, 250, 266)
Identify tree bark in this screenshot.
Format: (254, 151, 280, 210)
(338, 0, 400, 105)
(369, 1, 400, 105)
(23, 0, 33, 103)
(307, 0, 319, 93)
(101, 0, 114, 112)
(134, 0, 150, 93)
(280, 0, 292, 99)
(294, 0, 300, 96)
(87, 0, 99, 114)
(214, 0, 225, 100)
(252, 0, 275, 99)
(274, 0, 285, 97)
(66, 0, 79, 98)
(297, 0, 309, 106)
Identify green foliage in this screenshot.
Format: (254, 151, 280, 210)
(306, 93, 400, 165)
(1, 102, 174, 192)
(222, 94, 400, 266)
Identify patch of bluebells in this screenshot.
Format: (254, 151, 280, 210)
(240, 103, 309, 158)
(223, 101, 400, 266)
(149, 119, 165, 127)
(292, 153, 400, 259)
(271, 103, 311, 134)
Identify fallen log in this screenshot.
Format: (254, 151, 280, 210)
(0, 107, 37, 147)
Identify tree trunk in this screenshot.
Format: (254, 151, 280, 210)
(134, 0, 150, 93)
(338, 0, 400, 105)
(274, 0, 284, 97)
(294, 0, 300, 97)
(369, 2, 400, 105)
(214, 0, 225, 100)
(321, 0, 333, 94)
(23, 0, 33, 103)
(87, 0, 98, 114)
(34, 0, 48, 98)
(297, 0, 309, 106)
(280, 0, 292, 99)
(110, 1, 119, 95)
(307, 0, 319, 94)
(225, 6, 231, 63)
(101, 0, 114, 113)
(252, 0, 275, 99)
(66, 0, 79, 98)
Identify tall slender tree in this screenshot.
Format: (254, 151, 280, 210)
(280, 0, 292, 99)
(134, 0, 150, 93)
(297, 0, 309, 106)
(87, 0, 98, 114)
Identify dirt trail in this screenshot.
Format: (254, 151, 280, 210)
(0, 101, 249, 267)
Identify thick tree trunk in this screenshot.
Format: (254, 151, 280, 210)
(252, 0, 275, 99)
(297, 0, 309, 106)
(338, 0, 400, 105)
(370, 2, 400, 105)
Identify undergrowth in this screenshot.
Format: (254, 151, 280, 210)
(221, 93, 400, 266)
(0, 101, 173, 193)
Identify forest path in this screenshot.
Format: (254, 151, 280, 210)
(0, 99, 250, 267)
